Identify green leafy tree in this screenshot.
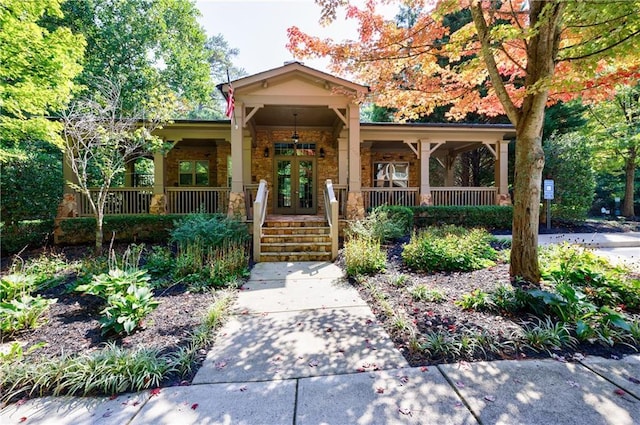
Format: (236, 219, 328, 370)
(0, 0, 84, 151)
(543, 132, 595, 221)
(585, 84, 640, 217)
(54, 0, 212, 114)
(0, 141, 63, 224)
(62, 79, 173, 252)
(289, 0, 640, 282)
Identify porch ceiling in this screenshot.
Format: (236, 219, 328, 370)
(250, 105, 341, 128)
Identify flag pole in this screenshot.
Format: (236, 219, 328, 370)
(226, 69, 237, 129)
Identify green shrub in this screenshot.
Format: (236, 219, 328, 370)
(408, 284, 445, 303)
(455, 289, 493, 310)
(0, 220, 54, 255)
(375, 205, 414, 234)
(344, 237, 386, 277)
(171, 213, 249, 249)
(539, 243, 640, 311)
(0, 274, 37, 302)
(346, 207, 409, 243)
(412, 206, 512, 230)
(0, 295, 57, 333)
(100, 285, 159, 336)
(207, 242, 250, 287)
(56, 215, 183, 245)
(143, 246, 175, 279)
(76, 269, 151, 299)
(402, 225, 497, 272)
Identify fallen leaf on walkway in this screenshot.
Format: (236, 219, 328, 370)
(16, 398, 27, 406)
(484, 395, 496, 402)
(457, 361, 471, 370)
(376, 387, 385, 394)
(455, 381, 465, 388)
(102, 411, 112, 418)
(215, 361, 227, 369)
(420, 366, 428, 372)
(180, 380, 190, 386)
(398, 375, 409, 385)
(109, 395, 118, 400)
(454, 402, 464, 408)
(326, 327, 332, 332)
(572, 353, 585, 361)
(627, 376, 640, 384)
(19, 417, 27, 423)
(309, 360, 319, 367)
(239, 386, 248, 392)
(611, 355, 620, 360)
(398, 407, 412, 416)
(191, 403, 199, 410)
(615, 389, 627, 396)
(566, 380, 580, 388)
(150, 388, 161, 397)
(356, 367, 365, 372)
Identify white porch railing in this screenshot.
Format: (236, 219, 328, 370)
(362, 187, 419, 210)
(78, 188, 153, 216)
(166, 187, 230, 214)
(244, 184, 259, 220)
(332, 184, 347, 218)
(252, 180, 269, 260)
(431, 187, 497, 206)
(323, 180, 339, 260)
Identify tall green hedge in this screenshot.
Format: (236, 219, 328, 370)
(56, 215, 191, 245)
(1, 220, 55, 255)
(412, 206, 513, 230)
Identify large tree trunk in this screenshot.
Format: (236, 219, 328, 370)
(623, 146, 637, 217)
(510, 122, 545, 283)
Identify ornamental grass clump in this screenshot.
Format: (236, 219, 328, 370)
(344, 237, 386, 277)
(402, 225, 497, 272)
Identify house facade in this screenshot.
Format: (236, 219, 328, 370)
(57, 62, 514, 260)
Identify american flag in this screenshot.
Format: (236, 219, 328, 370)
(225, 82, 234, 118)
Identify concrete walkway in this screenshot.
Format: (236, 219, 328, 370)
(3, 258, 640, 424)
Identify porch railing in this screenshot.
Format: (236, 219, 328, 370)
(78, 188, 153, 216)
(332, 184, 347, 218)
(166, 187, 230, 214)
(361, 187, 419, 211)
(431, 187, 497, 206)
(323, 180, 339, 260)
(244, 184, 259, 220)
(253, 180, 269, 260)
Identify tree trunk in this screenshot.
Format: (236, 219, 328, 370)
(510, 123, 545, 283)
(95, 212, 104, 255)
(623, 146, 637, 217)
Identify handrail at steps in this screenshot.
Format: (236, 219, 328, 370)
(252, 179, 269, 261)
(324, 179, 339, 260)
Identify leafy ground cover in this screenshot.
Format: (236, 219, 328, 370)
(340, 224, 640, 366)
(0, 214, 248, 404)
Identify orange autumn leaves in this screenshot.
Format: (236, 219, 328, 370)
(287, 0, 640, 121)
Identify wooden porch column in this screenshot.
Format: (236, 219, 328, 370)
(228, 116, 246, 219)
(243, 135, 252, 184)
(419, 140, 433, 205)
(149, 151, 167, 214)
(445, 152, 456, 187)
(495, 139, 511, 205)
(338, 134, 348, 186)
(346, 103, 364, 218)
(124, 162, 134, 187)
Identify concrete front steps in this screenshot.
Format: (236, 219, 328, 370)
(258, 216, 332, 262)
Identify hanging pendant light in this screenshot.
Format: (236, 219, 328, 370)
(291, 113, 299, 144)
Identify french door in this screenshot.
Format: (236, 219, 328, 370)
(273, 143, 317, 214)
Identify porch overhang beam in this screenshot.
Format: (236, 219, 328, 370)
(243, 105, 263, 128)
(481, 140, 497, 158)
(404, 139, 419, 158)
(330, 107, 348, 127)
(429, 142, 445, 155)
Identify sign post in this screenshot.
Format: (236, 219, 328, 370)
(543, 179, 554, 230)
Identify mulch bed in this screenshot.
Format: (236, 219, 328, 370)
(1, 219, 638, 373)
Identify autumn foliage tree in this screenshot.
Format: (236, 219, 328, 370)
(288, 0, 640, 282)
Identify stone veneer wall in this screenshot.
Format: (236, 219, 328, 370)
(253, 129, 338, 216)
(166, 141, 230, 188)
(360, 147, 420, 188)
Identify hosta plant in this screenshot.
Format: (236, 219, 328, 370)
(100, 285, 159, 336)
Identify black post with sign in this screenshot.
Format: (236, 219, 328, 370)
(543, 179, 554, 230)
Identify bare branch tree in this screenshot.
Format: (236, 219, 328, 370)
(61, 78, 170, 253)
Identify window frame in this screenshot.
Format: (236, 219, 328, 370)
(178, 160, 210, 187)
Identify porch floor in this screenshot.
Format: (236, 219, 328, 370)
(264, 214, 325, 223)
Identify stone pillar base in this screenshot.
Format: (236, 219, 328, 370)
(419, 193, 433, 206)
(228, 191, 247, 220)
(150, 194, 167, 214)
(56, 193, 78, 219)
(346, 192, 364, 220)
(497, 193, 512, 206)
